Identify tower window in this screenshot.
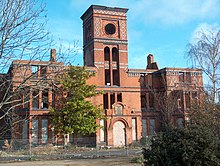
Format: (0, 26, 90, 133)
(105, 23, 116, 35)
(104, 47, 110, 61)
(112, 47, 118, 61)
(105, 69, 110, 86)
(113, 69, 119, 86)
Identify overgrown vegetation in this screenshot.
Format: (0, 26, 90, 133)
(143, 126, 220, 165)
(143, 29, 220, 165)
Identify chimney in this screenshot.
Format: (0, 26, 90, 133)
(146, 54, 159, 70)
(50, 49, 56, 62)
(147, 54, 154, 68)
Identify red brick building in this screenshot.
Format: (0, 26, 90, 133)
(0, 5, 203, 147)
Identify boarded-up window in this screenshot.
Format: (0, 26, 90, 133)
(32, 119, 38, 144)
(149, 119, 155, 135)
(132, 118, 137, 141)
(42, 119, 48, 143)
(22, 120, 28, 144)
(142, 119, 147, 137)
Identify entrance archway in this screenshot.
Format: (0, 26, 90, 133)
(113, 121, 125, 147)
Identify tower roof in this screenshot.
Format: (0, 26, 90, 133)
(81, 5, 128, 20)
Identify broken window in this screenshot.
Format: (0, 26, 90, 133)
(31, 65, 38, 77)
(141, 95, 146, 108)
(42, 90, 49, 109)
(32, 90, 39, 109)
(149, 93, 154, 111)
(52, 89, 55, 108)
(179, 72, 184, 82)
(185, 92, 190, 110)
(40, 66, 47, 77)
(186, 72, 191, 83)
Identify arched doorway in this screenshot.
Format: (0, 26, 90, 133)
(113, 121, 125, 147)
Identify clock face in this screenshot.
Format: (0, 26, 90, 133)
(105, 23, 116, 35)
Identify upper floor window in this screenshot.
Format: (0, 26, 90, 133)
(42, 90, 49, 109)
(32, 90, 39, 109)
(141, 94, 146, 108)
(104, 47, 110, 61)
(186, 72, 191, 83)
(179, 72, 184, 82)
(178, 72, 191, 83)
(31, 65, 38, 77)
(40, 66, 47, 77)
(112, 47, 118, 61)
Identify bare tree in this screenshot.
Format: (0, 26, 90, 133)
(187, 30, 220, 102)
(0, 0, 53, 144)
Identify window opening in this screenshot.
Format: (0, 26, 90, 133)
(149, 93, 154, 111)
(105, 69, 111, 86)
(110, 93, 115, 109)
(149, 119, 155, 135)
(32, 90, 39, 109)
(113, 69, 119, 86)
(117, 93, 122, 102)
(31, 65, 38, 77)
(104, 47, 110, 61)
(112, 47, 118, 61)
(40, 66, 47, 77)
(179, 72, 184, 82)
(103, 93, 108, 109)
(42, 90, 49, 109)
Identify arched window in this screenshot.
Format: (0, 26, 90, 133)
(112, 47, 118, 61)
(104, 47, 110, 61)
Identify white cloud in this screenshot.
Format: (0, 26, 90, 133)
(190, 23, 220, 43)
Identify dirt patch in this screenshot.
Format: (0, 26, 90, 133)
(0, 157, 142, 166)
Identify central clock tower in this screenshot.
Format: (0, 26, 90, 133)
(81, 5, 128, 86)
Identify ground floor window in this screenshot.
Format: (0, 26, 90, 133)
(22, 120, 28, 144)
(142, 119, 147, 137)
(42, 119, 48, 143)
(149, 119, 155, 135)
(32, 119, 38, 144)
(132, 118, 137, 141)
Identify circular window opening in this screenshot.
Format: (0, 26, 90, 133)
(105, 23, 116, 35)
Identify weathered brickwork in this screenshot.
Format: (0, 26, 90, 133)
(0, 5, 203, 147)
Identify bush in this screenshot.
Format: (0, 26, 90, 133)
(143, 126, 220, 166)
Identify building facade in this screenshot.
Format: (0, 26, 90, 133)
(0, 5, 203, 147)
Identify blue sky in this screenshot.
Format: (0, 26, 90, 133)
(44, 0, 220, 69)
